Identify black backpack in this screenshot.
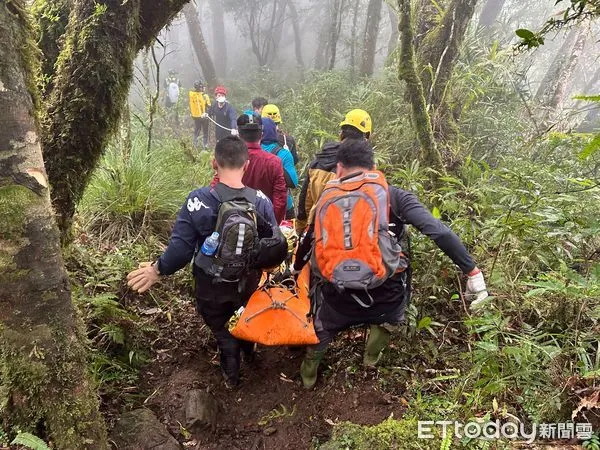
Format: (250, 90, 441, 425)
(194, 185, 259, 285)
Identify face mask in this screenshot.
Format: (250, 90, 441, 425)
(216, 96, 226, 103)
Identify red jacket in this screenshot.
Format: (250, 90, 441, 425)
(211, 142, 287, 223)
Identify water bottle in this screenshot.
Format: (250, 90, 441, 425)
(201, 232, 219, 256)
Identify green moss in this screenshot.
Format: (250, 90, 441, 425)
(0, 322, 107, 448)
(0, 185, 37, 240)
(321, 417, 440, 450)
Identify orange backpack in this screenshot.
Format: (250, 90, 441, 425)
(311, 171, 407, 306)
(229, 265, 319, 346)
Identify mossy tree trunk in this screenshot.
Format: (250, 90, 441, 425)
(0, 1, 107, 448)
(359, 0, 383, 77)
(40, 0, 190, 241)
(30, 0, 72, 97)
(418, 0, 478, 110)
(397, 0, 444, 172)
(183, 2, 218, 89)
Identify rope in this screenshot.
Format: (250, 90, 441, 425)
(204, 114, 233, 132)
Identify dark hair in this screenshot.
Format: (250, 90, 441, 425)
(336, 138, 375, 170)
(215, 136, 248, 169)
(252, 97, 269, 110)
(340, 125, 367, 141)
(239, 128, 262, 143)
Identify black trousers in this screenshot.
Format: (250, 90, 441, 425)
(194, 271, 260, 381)
(193, 117, 209, 147)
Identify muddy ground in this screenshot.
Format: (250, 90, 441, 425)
(135, 298, 408, 449)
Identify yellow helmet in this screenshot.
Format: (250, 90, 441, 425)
(262, 104, 282, 123)
(340, 109, 372, 134)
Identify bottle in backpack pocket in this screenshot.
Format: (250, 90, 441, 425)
(201, 232, 220, 256)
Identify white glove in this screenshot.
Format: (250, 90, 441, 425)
(201, 113, 208, 118)
(465, 269, 489, 310)
(231, 128, 239, 136)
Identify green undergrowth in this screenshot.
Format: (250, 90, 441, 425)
(78, 132, 213, 243)
(64, 234, 198, 411)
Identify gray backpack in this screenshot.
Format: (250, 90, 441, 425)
(194, 185, 259, 285)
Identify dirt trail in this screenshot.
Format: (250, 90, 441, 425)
(139, 301, 406, 449)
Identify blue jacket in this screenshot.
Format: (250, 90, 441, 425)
(157, 184, 278, 276)
(261, 118, 298, 210)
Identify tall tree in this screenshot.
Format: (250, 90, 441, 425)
(397, 0, 444, 171)
(535, 27, 588, 122)
(0, 1, 106, 447)
(210, 0, 228, 77)
(478, 0, 506, 28)
(30, 0, 71, 97)
(183, 2, 218, 88)
(288, 0, 305, 73)
(359, 0, 383, 77)
(418, 0, 479, 110)
(226, 0, 288, 67)
(40, 0, 190, 240)
(327, 0, 345, 70)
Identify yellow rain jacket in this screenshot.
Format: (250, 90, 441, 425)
(189, 91, 211, 118)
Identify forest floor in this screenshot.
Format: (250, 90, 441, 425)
(134, 295, 406, 449)
(100, 283, 589, 450)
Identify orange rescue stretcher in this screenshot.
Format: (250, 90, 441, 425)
(229, 264, 319, 346)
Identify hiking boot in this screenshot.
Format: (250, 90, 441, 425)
(300, 349, 325, 389)
(363, 325, 391, 367)
(220, 352, 241, 387)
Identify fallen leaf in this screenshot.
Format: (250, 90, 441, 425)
(572, 390, 600, 419)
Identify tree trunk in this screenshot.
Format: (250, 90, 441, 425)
(477, 0, 506, 28)
(360, 0, 383, 77)
(31, 0, 72, 97)
(535, 27, 588, 118)
(288, 0, 305, 73)
(397, 0, 444, 171)
(183, 3, 218, 88)
(418, 0, 479, 110)
(209, 0, 228, 77)
(0, 2, 107, 448)
(387, 3, 399, 61)
(268, 0, 288, 66)
(327, 0, 344, 70)
(41, 0, 189, 240)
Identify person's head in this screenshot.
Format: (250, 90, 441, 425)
(261, 117, 278, 144)
(213, 136, 249, 175)
(215, 85, 227, 104)
(194, 79, 205, 91)
(335, 138, 375, 178)
(252, 97, 269, 114)
(339, 109, 372, 141)
(261, 104, 282, 124)
(237, 113, 263, 143)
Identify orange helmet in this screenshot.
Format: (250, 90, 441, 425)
(215, 85, 227, 96)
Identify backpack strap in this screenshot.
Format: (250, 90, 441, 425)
(270, 145, 283, 157)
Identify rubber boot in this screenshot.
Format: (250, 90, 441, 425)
(300, 349, 325, 389)
(363, 325, 391, 367)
